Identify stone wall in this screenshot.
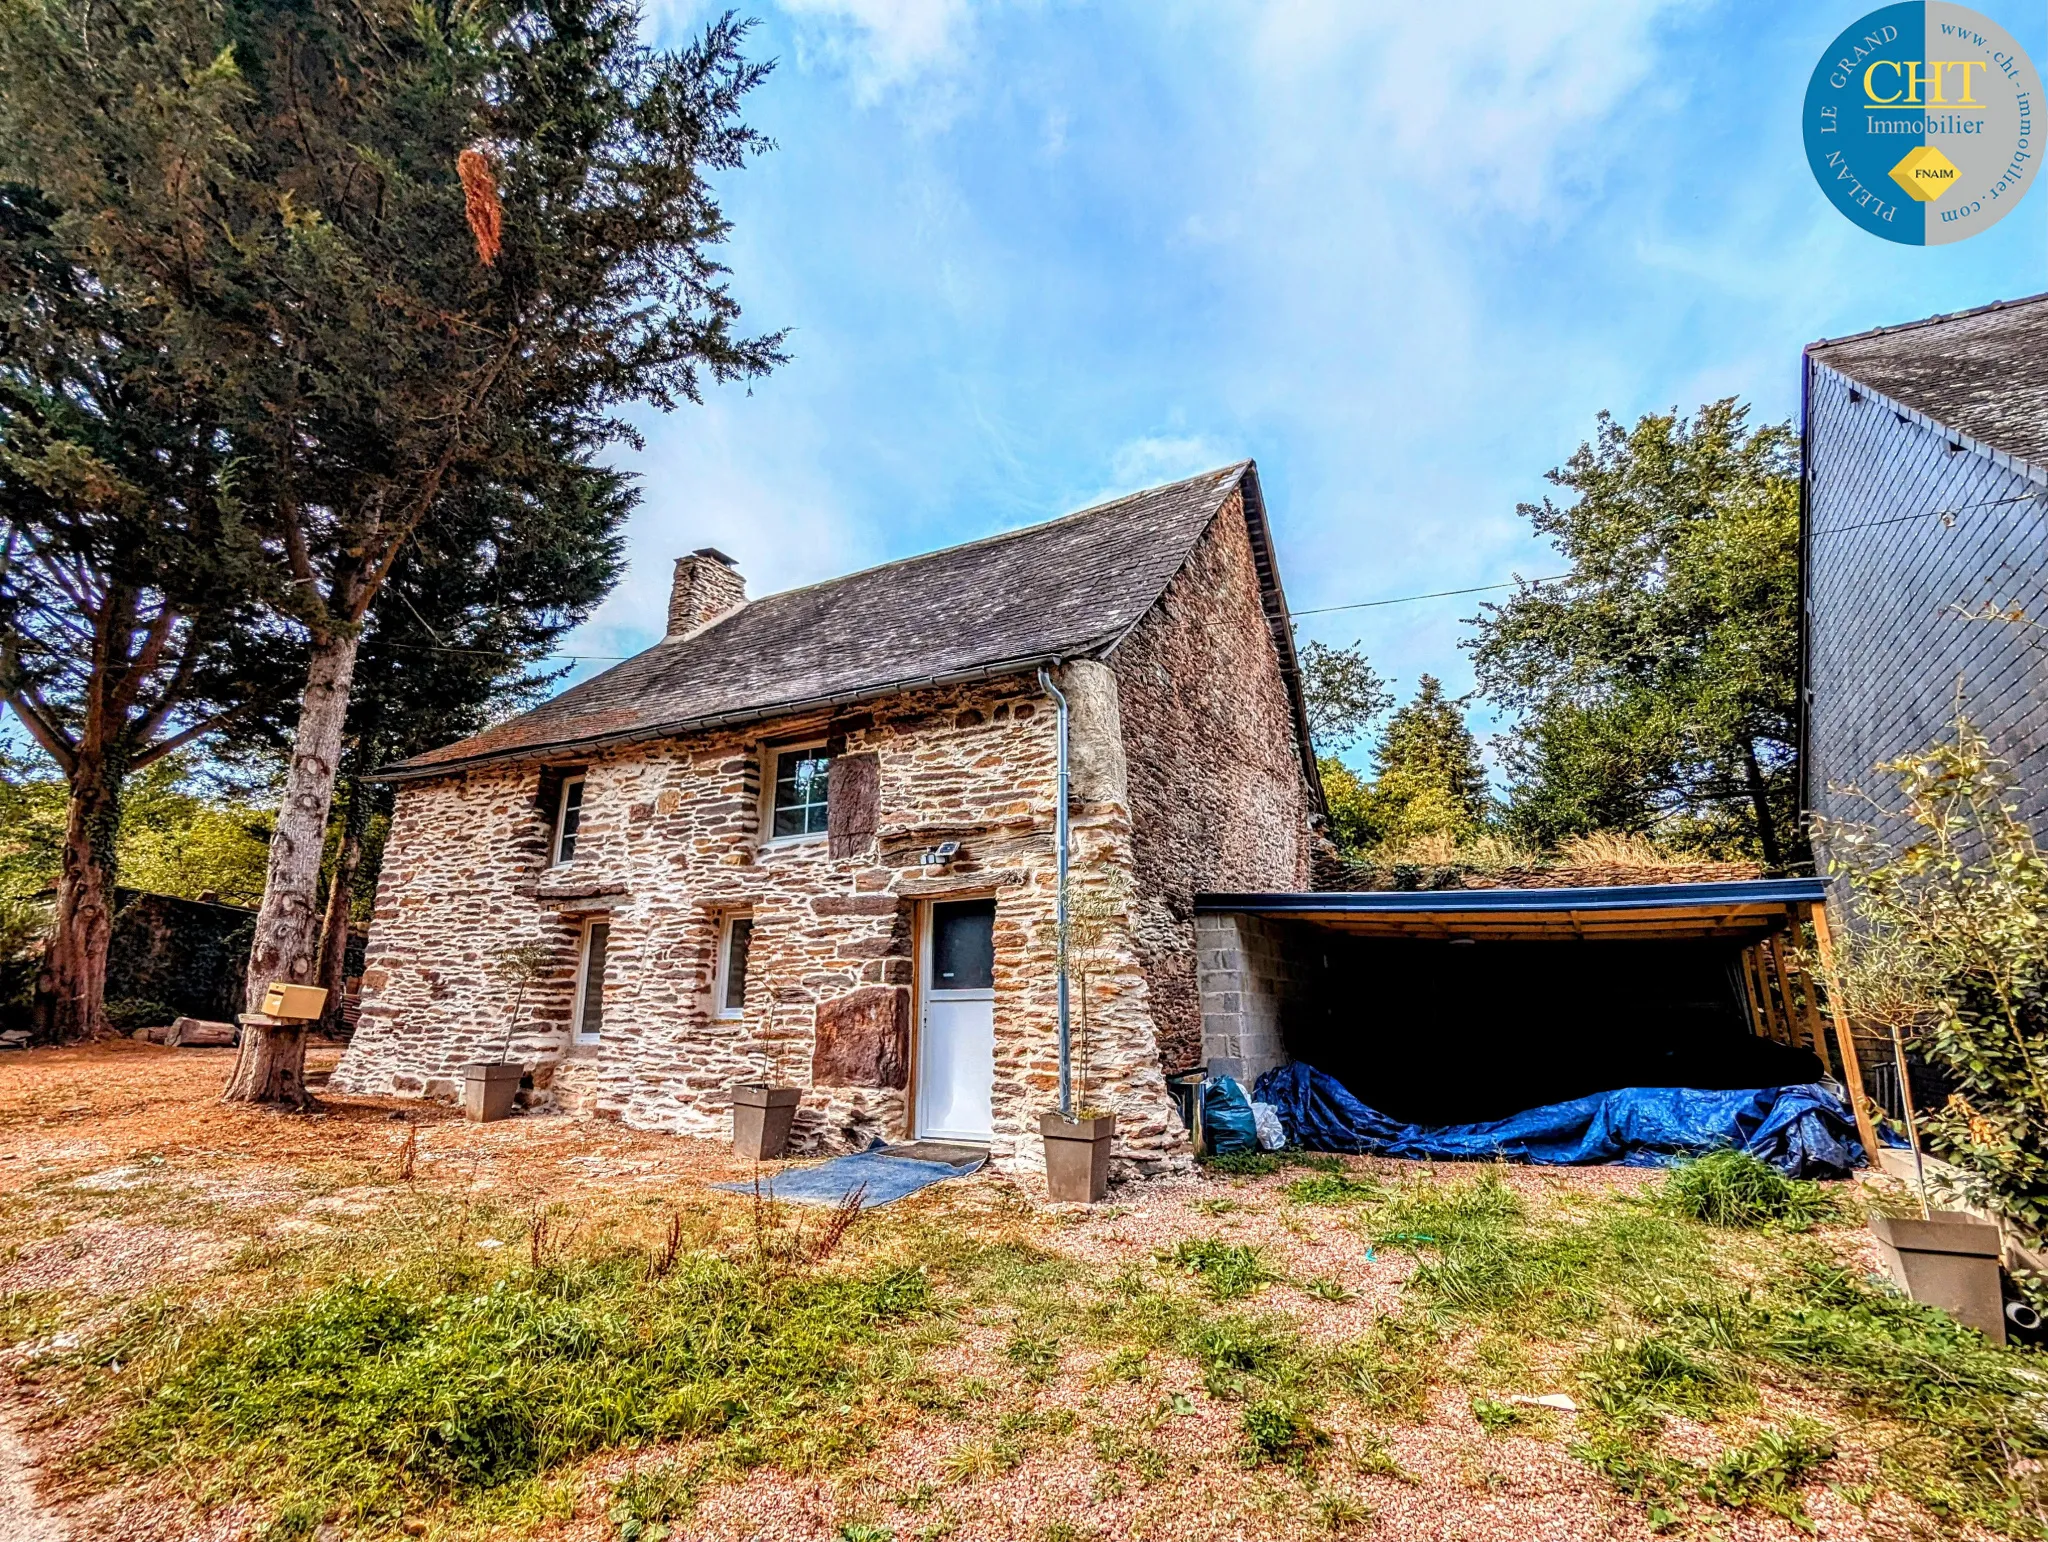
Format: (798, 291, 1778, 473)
(334, 675, 1191, 1181)
(1193, 911, 1317, 1090)
(1111, 491, 1318, 1072)
(1805, 361, 2048, 863)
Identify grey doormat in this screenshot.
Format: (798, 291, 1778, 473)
(713, 1143, 987, 1209)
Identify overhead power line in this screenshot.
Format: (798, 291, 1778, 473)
(1291, 575, 1572, 617)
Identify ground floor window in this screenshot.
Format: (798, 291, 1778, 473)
(573, 920, 610, 1042)
(716, 914, 753, 1018)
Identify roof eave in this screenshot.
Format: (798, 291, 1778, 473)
(368, 646, 1100, 784)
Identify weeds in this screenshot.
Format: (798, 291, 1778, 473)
(610, 1462, 702, 1541)
(1164, 1239, 1275, 1300)
(651, 1212, 683, 1280)
(1312, 1489, 1371, 1529)
(1660, 1150, 1835, 1231)
(1239, 1397, 1329, 1471)
(1469, 1396, 1527, 1434)
(1697, 1420, 1836, 1525)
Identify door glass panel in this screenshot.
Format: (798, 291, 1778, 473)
(931, 900, 995, 991)
(578, 922, 609, 1038)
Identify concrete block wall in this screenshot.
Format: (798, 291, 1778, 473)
(1196, 911, 1312, 1089)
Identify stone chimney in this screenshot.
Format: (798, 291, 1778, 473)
(667, 548, 746, 636)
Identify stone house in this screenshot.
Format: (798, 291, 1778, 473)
(333, 463, 1325, 1177)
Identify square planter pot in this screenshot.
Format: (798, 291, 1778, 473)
(1869, 1210, 2006, 1342)
(1042, 1111, 1116, 1203)
(733, 1084, 801, 1161)
(462, 1061, 523, 1124)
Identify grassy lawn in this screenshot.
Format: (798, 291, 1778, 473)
(0, 1044, 2043, 1540)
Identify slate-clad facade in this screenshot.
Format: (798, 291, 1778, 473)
(1803, 296, 2048, 863)
(332, 465, 1323, 1183)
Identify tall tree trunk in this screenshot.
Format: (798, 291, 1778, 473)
(314, 774, 366, 1038)
(33, 744, 124, 1042)
(226, 629, 360, 1106)
(1741, 737, 1783, 873)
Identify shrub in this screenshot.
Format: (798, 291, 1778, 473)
(104, 996, 174, 1034)
(1818, 719, 2048, 1238)
(1660, 1150, 1834, 1230)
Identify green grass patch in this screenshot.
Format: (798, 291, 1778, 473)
(1659, 1150, 1835, 1231)
(1283, 1170, 1383, 1206)
(1361, 1168, 2048, 1533)
(95, 1247, 931, 1529)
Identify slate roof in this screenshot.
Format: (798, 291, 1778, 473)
(383, 462, 1319, 786)
(1808, 293, 2048, 471)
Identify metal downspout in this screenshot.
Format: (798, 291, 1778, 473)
(1038, 666, 1073, 1118)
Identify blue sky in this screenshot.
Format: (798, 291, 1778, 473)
(571, 0, 2048, 767)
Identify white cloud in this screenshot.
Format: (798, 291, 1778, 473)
(776, 0, 975, 102)
(1108, 433, 1235, 492)
(1240, 0, 1694, 218)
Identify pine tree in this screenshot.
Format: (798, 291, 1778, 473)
(1, 0, 782, 1089)
(1355, 676, 1491, 847)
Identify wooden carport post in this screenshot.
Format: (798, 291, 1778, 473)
(1804, 901, 1880, 1162)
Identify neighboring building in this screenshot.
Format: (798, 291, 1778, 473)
(1802, 295, 2048, 864)
(332, 464, 1324, 1177)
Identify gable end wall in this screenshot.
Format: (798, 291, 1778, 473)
(1108, 489, 1316, 1072)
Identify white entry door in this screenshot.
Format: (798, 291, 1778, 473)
(917, 899, 996, 1142)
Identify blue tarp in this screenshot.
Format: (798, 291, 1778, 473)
(1253, 1062, 1863, 1179)
(712, 1145, 985, 1208)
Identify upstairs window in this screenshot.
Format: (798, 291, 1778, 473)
(715, 915, 753, 1018)
(552, 775, 586, 865)
(769, 747, 831, 840)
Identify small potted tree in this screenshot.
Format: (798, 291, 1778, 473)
(733, 1002, 800, 1161)
(466, 941, 546, 1123)
(1040, 878, 1124, 1202)
(1819, 717, 2048, 1343)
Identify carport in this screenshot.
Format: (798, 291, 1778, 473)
(1193, 879, 1878, 1156)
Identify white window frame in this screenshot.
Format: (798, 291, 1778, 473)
(713, 912, 754, 1020)
(571, 917, 609, 1044)
(551, 774, 586, 867)
(760, 741, 831, 847)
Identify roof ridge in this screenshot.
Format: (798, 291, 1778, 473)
(698, 461, 1252, 618)
(1807, 290, 2048, 354)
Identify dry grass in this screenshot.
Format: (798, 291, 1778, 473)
(0, 1045, 2027, 1542)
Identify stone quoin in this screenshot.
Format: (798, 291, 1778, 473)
(331, 464, 1325, 1185)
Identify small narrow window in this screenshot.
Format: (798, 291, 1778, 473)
(768, 747, 831, 839)
(552, 775, 586, 865)
(573, 920, 609, 1042)
(715, 915, 753, 1018)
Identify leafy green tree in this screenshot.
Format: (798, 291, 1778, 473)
(1468, 400, 1802, 867)
(1298, 639, 1393, 754)
(2, 0, 781, 1093)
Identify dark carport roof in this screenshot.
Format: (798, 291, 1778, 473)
(1196, 879, 1830, 941)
